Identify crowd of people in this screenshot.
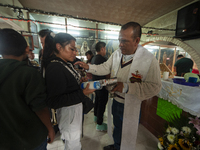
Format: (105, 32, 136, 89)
(0, 21, 162, 150)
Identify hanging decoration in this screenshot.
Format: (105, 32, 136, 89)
(17, 9, 24, 19)
(0, 3, 175, 32)
(0, 16, 120, 33)
(0, 15, 160, 36)
(0, 15, 160, 37)
(143, 27, 175, 31)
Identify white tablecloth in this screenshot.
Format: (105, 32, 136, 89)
(157, 79, 200, 117)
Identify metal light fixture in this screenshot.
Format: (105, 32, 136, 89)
(17, 9, 24, 19)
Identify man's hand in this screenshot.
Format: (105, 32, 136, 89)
(35, 107, 55, 143)
(47, 127, 55, 143)
(74, 61, 89, 70)
(111, 82, 123, 93)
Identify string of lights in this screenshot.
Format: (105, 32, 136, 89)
(1, 16, 159, 37)
(142, 27, 175, 31)
(18, 31, 158, 40)
(0, 16, 160, 36)
(0, 16, 120, 32)
(0, 3, 176, 32)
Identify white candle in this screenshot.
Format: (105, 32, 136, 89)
(163, 72, 169, 80)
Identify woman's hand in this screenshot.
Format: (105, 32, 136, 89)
(82, 83, 95, 95)
(80, 77, 88, 83)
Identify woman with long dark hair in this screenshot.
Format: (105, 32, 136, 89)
(41, 32, 56, 76)
(45, 33, 94, 150)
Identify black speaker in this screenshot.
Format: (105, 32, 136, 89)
(175, 1, 200, 39)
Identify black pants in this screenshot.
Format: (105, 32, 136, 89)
(94, 87, 108, 125)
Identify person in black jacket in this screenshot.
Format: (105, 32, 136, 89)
(174, 54, 194, 76)
(0, 28, 55, 150)
(91, 41, 109, 131)
(45, 33, 94, 150)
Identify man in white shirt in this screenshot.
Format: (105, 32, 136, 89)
(75, 22, 161, 150)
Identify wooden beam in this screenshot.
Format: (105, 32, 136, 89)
(172, 47, 176, 73)
(65, 18, 67, 33)
(27, 12, 30, 33)
(158, 46, 161, 63)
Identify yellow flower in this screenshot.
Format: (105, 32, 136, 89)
(178, 139, 192, 150)
(159, 137, 164, 145)
(159, 137, 163, 142)
(168, 144, 180, 150)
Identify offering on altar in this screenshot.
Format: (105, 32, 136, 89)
(184, 73, 199, 82)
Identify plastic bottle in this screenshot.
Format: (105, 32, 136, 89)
(81, 81, 102, 90)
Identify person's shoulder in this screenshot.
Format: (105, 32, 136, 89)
(102, 56, 107, 61)
(46, 61, 64, 71)
(141, 45, 154, 56)
(174, 59, 181, 66)
(98, 55, 104, 58)
(178, 58, 192, 63)
(94, 55, 106, 62)
(45, 62, 67, 79)
(91, 55, 96, 59)
(20, 63, 38, 73)
(97, 54, 106, 59)
(92, 55, 99, 60)
(19, 64, 42, 81)
(184, 57, 193, 61)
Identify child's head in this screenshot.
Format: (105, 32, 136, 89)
(0, 29, 27, 57)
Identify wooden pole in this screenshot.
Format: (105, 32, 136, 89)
(172, 47, 177, 73)
(27, 12, 30, 33)
(158, 46, 161, 63)
(65, 18, 68, 33)
(95, 23, 98, 43)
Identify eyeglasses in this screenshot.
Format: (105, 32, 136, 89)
(70, 47, 78, 52)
